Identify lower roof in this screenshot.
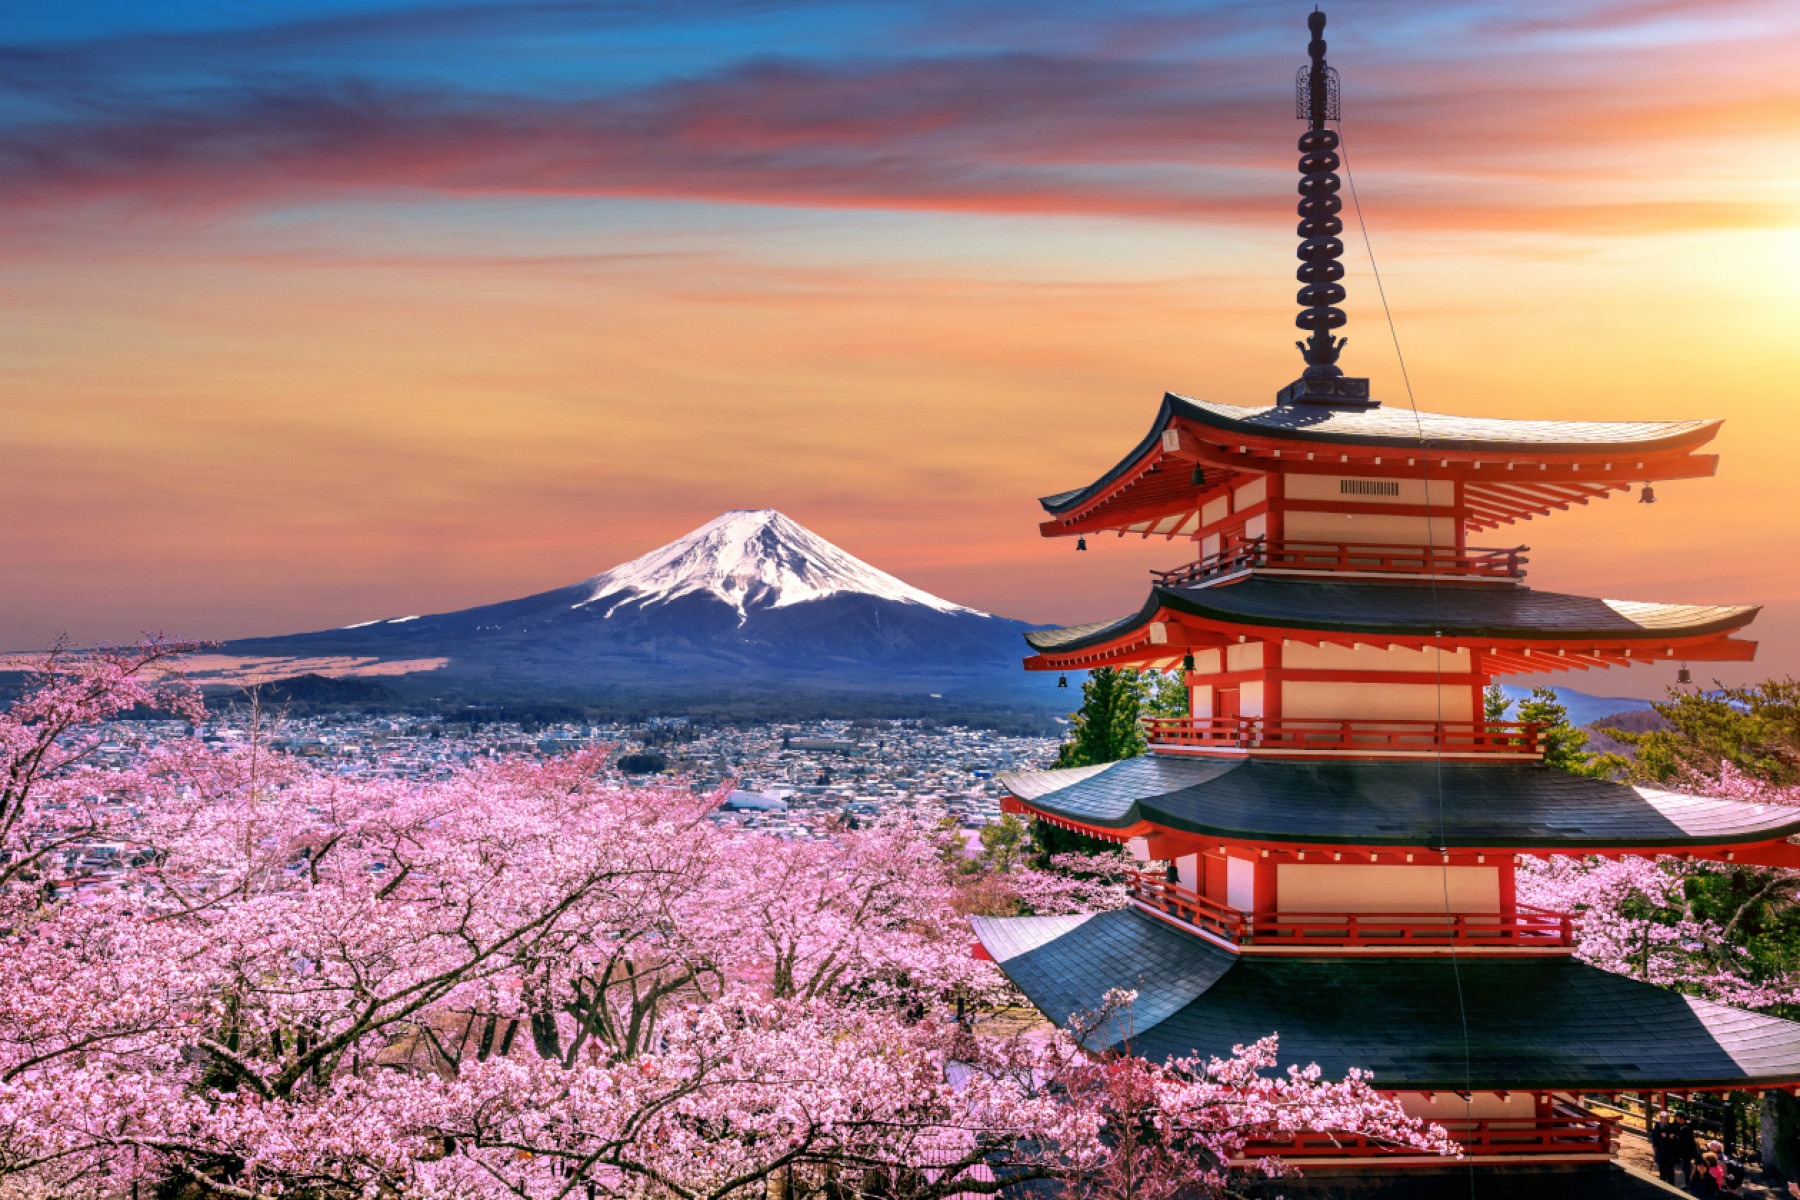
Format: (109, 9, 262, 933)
(998, 755, 1800, 850)
(972, 907, 1800, 1091)
(1022, 577, 1757, 654)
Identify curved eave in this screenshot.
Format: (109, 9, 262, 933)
(1022, 581, 1760, 674)
(972, 908, 1800, 1093)
(1164, 394, 1723, 457)
(1039, 393, 1723, 537)
(995, 757, 1800, 856)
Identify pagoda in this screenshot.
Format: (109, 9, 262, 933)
(970, 9, 1800, 1190)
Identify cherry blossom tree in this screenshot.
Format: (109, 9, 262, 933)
(0, 643, 1451, 1200)
(1517, 766, 1800, 1013)
(0, 636, 202, 892)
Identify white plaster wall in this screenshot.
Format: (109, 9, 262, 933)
(1282, 642, 1471, 672)
(1176, 854, 1199, 893)
(1225, 643, 1264, 672)
(1202, 496, 1230, 527)
(1276, 864, 1500, 914)
(1281, 510, 1457, 547)
(1194, 648, 1223, 674)
(1282, 681, 1475, 723)
(1226, 858, 1255, 911)
(1233, 478, 1268, 510)
(1239, 680, 1264, 717)
(1244, 513, 1268, 540)
(1398, 1092, 1535, 1121)
(1191, 685, 1212, 718)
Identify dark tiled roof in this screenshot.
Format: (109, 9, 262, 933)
(972, 908, 1800, 1091)
(1244, 1165, 1683, 1199)
(1021, 577, 1757, 652)
(1021, 611, 1154, 652)
(996, 755, 1800, 849)
(1172, 395, 1718, 450)
(1040, 393, 1720, 516)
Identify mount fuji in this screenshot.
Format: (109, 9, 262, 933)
(223, 511, 1051, 709)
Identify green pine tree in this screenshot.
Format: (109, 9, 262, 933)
(1052, 667, 1151, 768)
(1485, 684, 1620, 777)
(1603, 678, 1800, 787)
(1036, 667, 1181, 861)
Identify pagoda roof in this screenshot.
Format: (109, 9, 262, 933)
(1023, 577, 1757, 656)
(971, 907, 1800, 1091)
(998, 755, 1800, 851)
(1039, 393, 1723, 537)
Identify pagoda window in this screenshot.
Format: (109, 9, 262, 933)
(1276, 862, 1500, 915)
(1279, 475, 1459, 549)
(1284, 475, 1453, 507)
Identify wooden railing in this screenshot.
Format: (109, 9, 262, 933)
(1152, 538, 1526, 587)
(1142, 716, 1542, 757)
(1129, 873, 1578, 949)
(1241, 1104, 1616, 1161)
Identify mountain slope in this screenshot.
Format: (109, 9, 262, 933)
(224, 510, 1049, 704)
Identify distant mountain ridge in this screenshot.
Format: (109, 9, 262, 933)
(224, 510, 1054, 708)
(1494, 684, 1654, 727)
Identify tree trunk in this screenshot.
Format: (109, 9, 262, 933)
(1761, 1090, 1800, 1178)
(530, 1010, 562, 1061)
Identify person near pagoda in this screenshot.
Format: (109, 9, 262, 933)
(1653, 1110, 1683, 1184)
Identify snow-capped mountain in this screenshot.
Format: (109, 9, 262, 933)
(225, 510, 1047, 706)
(573, 510, 982, 624)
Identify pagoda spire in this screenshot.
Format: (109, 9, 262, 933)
(1278, 8, 1374, 409)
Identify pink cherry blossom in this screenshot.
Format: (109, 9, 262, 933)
(0, 645, 1452, 1200)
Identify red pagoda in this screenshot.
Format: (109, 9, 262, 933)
(970, 10, 1800, 1193)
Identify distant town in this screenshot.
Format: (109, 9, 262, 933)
(45, 713, 1063, 896)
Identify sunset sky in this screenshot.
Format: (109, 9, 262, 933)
(4, 0, 1797, 695)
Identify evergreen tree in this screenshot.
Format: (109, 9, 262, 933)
(1052, 667, 1150, 768)
(1485, 684, 1618, 777)
(1036, 667, 1182, 861)
(1604, 678, 1800, 786)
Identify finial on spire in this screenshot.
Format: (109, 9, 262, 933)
(1278, 7, 1374, 409)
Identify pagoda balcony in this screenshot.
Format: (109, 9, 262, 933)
(1142, 716, 1543, 759)
(1151, 538, 1527, 588)
(1128, 872, 1578, 951)
(1239, 1102, 1616, 1164)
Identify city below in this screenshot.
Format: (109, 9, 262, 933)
(45, 712, 1059, 898)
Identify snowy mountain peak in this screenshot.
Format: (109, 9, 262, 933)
(573, 510, 986, 622)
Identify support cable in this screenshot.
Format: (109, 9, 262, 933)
(1337, 120, 1480, 1193)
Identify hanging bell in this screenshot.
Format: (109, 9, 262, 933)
(1639, 484, 1656, 505)
(1190, 466, 1206, 487)
(1057, 674, 1069, 689)
(1076, 536, 1087, 551)
(1182, 652, 1196, 674)
(1677, 664, 1692, 685)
